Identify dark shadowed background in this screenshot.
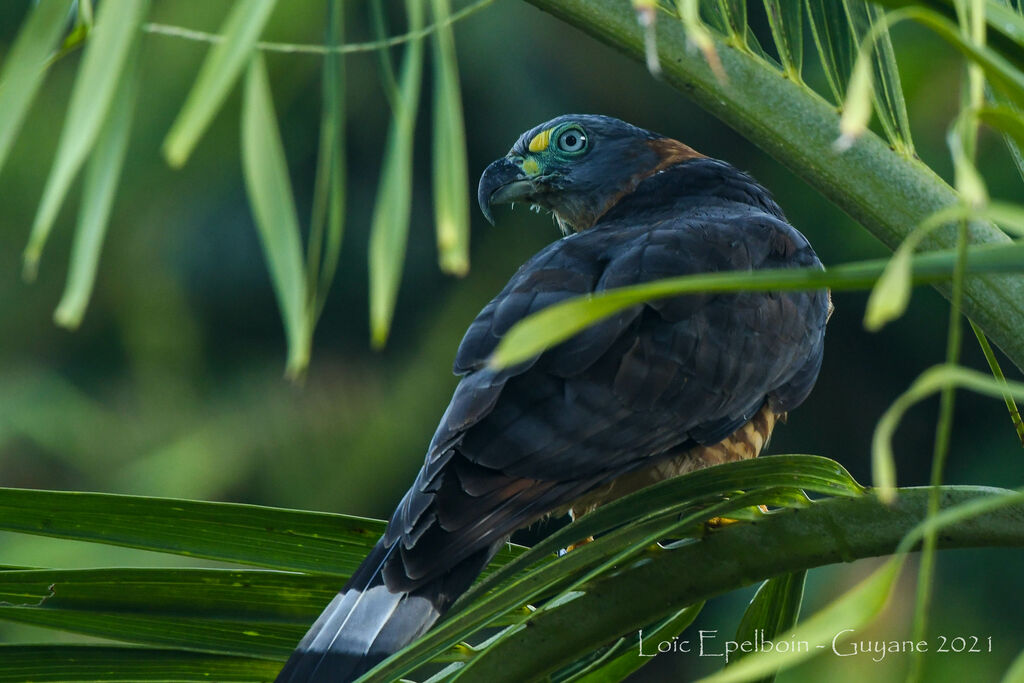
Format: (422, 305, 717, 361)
(0, 2, 1020, 680)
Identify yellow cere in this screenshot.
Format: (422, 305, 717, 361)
(528, 128, 553, 152)
(522, 158, 541, 176)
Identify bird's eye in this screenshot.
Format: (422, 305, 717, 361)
(557, 128, 587, 153)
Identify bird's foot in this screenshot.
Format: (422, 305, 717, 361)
(558, 536, 596, 556)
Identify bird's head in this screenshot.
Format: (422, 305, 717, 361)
(478, 114, 703, 234)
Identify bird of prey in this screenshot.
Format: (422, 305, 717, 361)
(276, 114, 830, 682)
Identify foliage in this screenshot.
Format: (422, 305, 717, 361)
(1, 0, 1023, 681)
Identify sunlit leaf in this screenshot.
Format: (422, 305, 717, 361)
(22, 0, 149, 281)
(1004, 647, 1024, 683)
(730, 571, 806, 682)
(0, 0, 74, 177)
(490, 242, 1024, 369)
(863, 242, 912, 331)
(163, 0, 279, 167)
(368, 0, 425, 347)
(306, 0, 346, 324)
(431, 0, 471, 276)
(53, 38, 141, 329)
(241, 54, 312, 378)
(969, 320, 1024, 447)
(0, 567, 330, 655)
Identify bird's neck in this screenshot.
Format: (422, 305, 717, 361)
(594, 157, 787, 229)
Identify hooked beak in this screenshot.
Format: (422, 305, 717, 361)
(477, 156, 537, 225)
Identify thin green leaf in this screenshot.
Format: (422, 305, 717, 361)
(1004, 647, 1024, 683)
(0, 646, 279, 682)
(0, 567, 330, 656)
(368, 0, 425, 348)
(863, 241, 913, 331)
(977, 103, 1024, 150)
(841, 6, 1024, 147)
(22, 0, 149, 281)
(490, 241, 1024, 369)
(873, 365, 1024, 502)
(370, 0, 401, 110)
(0, 487, 523, 576)
(0, 0, 74, 177)
(306, 0, 346, 324)
(53, 37, 140, 329)
(162, 0, 278, 167)
(241, 54, 312, 378)
(708, 0, 749, 50)
(0, 486, 380, 574)
(806, 0, 856, 105)
(856, 1, 915, 154)
(763, 0, 803, 79)
(730, 571, 806, 683)
(431, 0, 471, 276)
(969, 320, 1024, 447)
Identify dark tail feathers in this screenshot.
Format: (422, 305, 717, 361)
(275, 542, 492, 682)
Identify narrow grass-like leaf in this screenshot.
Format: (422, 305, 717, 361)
(1004, 647, 1024, 683)
(969, 320, 1024, 447)
(368, 0, 425, 347)
(53, 38, 140, 329)
(730, 571, 806, 682)
(0, 568, 329, 655)
(565, 602, 704, 682)
(709, 0, 749, 50)
(431, 0, 471, 276)
(162, 0, 278, 167)
(0, 646, 279, 682)
(806, 0, 856, 105)
(241, 55, 312, 377)
(852, 1, 914, 154)
(842, 6, 1024, 147)
(490, 241, 1024, 369)
(0, 487, 522, 576)
(873, 365, 1024, 502)
(22, 0, 149, 281)
(0, 487, 380, 574)
(763, 0, 803, 79)
(977, 104, 1024, 150)
(306, 0, 346, 324)
(370, 0, 401, 110)
(0, 0, 74, 177)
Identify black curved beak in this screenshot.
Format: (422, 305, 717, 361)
(477, 156, 536, 225)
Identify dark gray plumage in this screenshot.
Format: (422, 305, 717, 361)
(276, 115, 829, 682)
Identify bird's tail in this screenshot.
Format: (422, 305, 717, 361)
(275, 541, 492, 683)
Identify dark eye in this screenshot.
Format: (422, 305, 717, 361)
(557, 128, 587, 153)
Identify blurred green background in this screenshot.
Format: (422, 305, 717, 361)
(0, 1, 1021, 680)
